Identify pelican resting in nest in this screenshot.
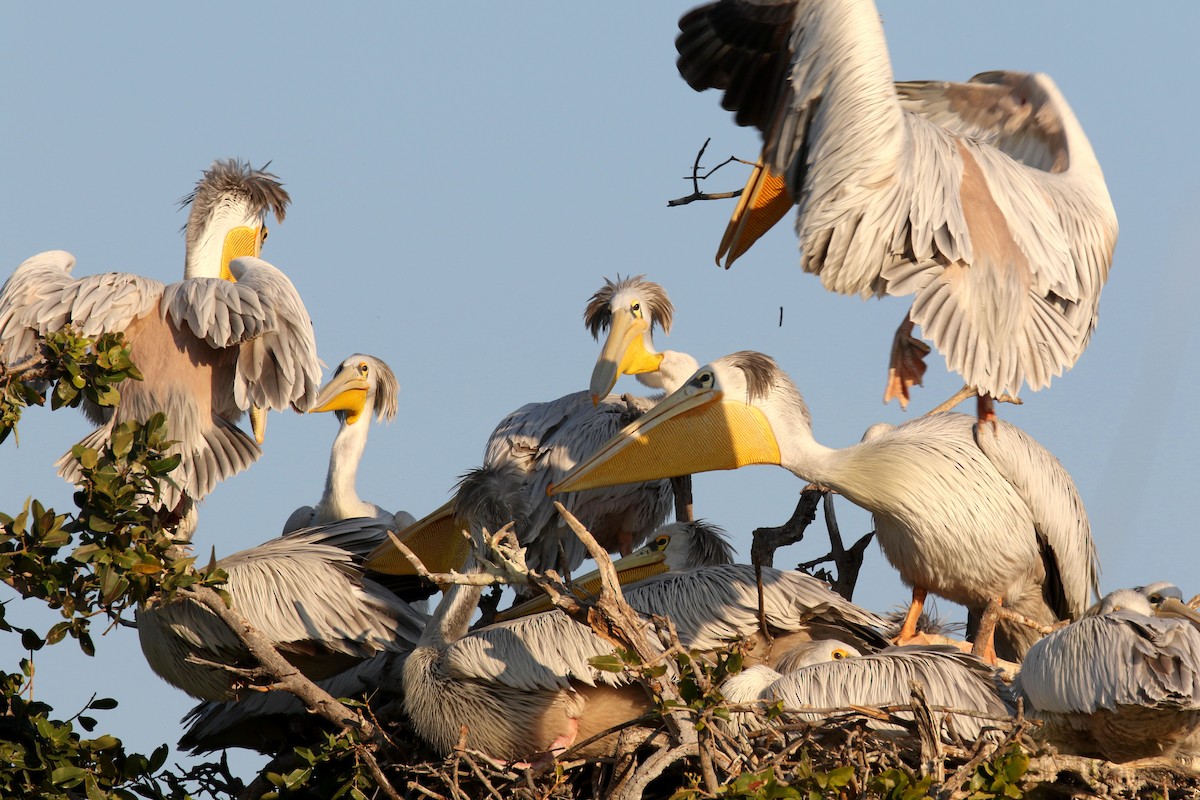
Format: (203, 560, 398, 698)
(552, 351, 1100, 662)
(368, 276, 697, 585)
(283, 353, 416, 533)
(674, 0, 1118, 421)
(137, 518, 426, 701)
(1016, 584, 1200, 764)
(721, 639, 1015, 743)
(0, 160, 321, 537)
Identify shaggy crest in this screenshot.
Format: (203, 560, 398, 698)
(180, 159, 291, 251)
(453, 464, 530, 539)
(723, 351, 779, 403)
(676, 520, 735, 568)
(583, 275, 674, 340)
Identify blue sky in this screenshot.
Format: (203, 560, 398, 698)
(3, 2, 1198, 781)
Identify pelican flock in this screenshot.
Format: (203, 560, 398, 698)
(18, 0, 1200, 793)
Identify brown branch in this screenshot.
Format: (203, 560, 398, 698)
(751, 486, 825, 569)
(666, 138, 755, 207)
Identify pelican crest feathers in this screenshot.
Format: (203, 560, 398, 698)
(180, 159, 290, 251)
(583, 274, 674, 340)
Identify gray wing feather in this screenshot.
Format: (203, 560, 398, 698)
(974, 420, 1099, 619)
(1017, 613, 1200, 715)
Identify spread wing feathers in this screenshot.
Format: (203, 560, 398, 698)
(161, 256, 321, 413)
(0, 251, 163, 362)
(485, 391, 672, 572)
(180, 649, 409, 754)
(1018, 614, 1200, 716)
(973, 419, 1099, 620)
(623, 565, 890, 652)
(757, 646, 1015, 741)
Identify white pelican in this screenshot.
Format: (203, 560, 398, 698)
(552, 351, 1100, 661)
(137, 517, 426, 701)
(0, 160, 321, 535)
(675, 0, 1118, 420)
(282, 354, 416, 534)
(721, 640, 1015, 743)
(398, 277, 694, 583)
(1016, 585, 1200, 764)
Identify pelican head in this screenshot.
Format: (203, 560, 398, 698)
(552, 351, 795, 495)
(584, 275, 675, 405)
(181, 159, 289, 281)
(773, 639, 862, 673)
(1092, 584, 1200, 625)
(310, 354, 398, 427)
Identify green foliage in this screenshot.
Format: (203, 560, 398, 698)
(869, 767, 933, 799)
(962, 744, 1029, 800)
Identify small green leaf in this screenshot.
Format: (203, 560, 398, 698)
(588, 654, 626, 672)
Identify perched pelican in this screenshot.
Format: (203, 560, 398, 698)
(721, 640, 1015, 743)
(137, 518, 426, 701)
(0, 160, 321, 535)
(282, 354, 416, 533)
(398, 277, 694, 583)
(1016, 585, 1200, 764)
(400, 466, 889, 761)
(552, 351, 1100, 661)
(674, 0, 1118, 419)
(495, 519, 734, 620)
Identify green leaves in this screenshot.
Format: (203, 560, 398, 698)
(962, 744, 1029, 799)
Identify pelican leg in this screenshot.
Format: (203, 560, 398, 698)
(671, 475, 695, 523)
(895, 586, 928, 642)
(971, 597, 1002, 664)
(883, 317, 930, 409)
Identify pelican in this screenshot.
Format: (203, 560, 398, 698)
(399, 466, 889, 761)
(0, 160, 321, 535)
(282, 354, 416, 534)
(137, 517, 427, 701)
(675, 0, 1118, 420)
(552, 351, 1100, 661)
(1016, 584, 1200, 764)
(721, 640, 1015, 743)
(382, 277, 694, 585)
(494, 519, 734, 620)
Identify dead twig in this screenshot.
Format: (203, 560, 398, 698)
(666, 138, 755, 207)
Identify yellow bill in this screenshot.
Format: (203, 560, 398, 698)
(310, 366, 369, 425)
(551, 385, 781, 495)
(220, 224, 264, 281)
(590, 307, 664, 405)
(1156, 596, 1200, 626)
(716, 158, 793, 269)
(365, 499, 469, 576)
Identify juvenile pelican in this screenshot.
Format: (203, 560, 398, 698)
(675, 0, 1118, 419)
(137, 517, 426, 701)
(1016, 585, 1200, 763)
(0, 160, 321, 535)
(553, 351, 1100, 661)
(722, 641, 1015, 743)
(283, 354, 416, 533)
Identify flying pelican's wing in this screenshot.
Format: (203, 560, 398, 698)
(765, 646, 1015, 741)
(0, 251, 164, 364)
(624, 565, 890, 652)
(160, 256, 321, 414)
(446, 611, 637, 692)
(1018, 614, 1200, 715)
(975, 420, 1099, 619)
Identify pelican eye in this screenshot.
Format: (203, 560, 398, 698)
(832, 649, 849, 660)
(655, 535, 670, 550)
(261, 225, 269, 242)
(359, 363, 370, 375)
(631, 301, 641, 313)
(1149, 593, 1164, 604)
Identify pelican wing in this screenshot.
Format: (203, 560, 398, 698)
(1018, 614, 1200, 715)
(446, 611, 636, 692)
(765, 646, 1014, 741)
(160, 256, 321, 413)
(0, 251, 163, 363)
(974, 420, 1099, 620)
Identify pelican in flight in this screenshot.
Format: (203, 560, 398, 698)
(1016, 584, 1200, 764)
(675, 0, 1118, 419)
(495, 519, 735, 620)
(283, 354, 416, 534)
(137, 517, 426, 701)
(0, 160, 321, 535)
(721, 640, 1015, 743)
(552, 351, 1100, 661)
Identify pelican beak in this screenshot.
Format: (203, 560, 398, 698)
(551, 382, 781, 495)
(364, 499, 469, 576)
(250, 405, 267, 444)
(590, 310, 664, 406)
(310, 369, 370, 425)
(219, 224, 265, 282)
(716, 157, 793, 269)
(494, 541, 669, 621)
(1155, 596, 1200, 626)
